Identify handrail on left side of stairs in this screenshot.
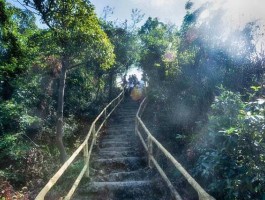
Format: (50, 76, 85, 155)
(35, 89, 125, 200)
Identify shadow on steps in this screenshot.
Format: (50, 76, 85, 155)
(73, 98, 172, 200)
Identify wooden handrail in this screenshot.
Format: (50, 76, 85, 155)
(135, 98, 215, 200)
(35, 89, 125, 200)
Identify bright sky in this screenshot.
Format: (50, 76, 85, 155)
(89, 0, 196, 27)
(90, 0, 265, 29)
(6, 0, 196, 27)
(7, 0, 265, 28)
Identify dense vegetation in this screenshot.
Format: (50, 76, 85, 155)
(139, 2, 265, 200)
(0, 0, 264, 199)
(0, 0, 138, 198)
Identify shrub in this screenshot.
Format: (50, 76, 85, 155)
(193, 88, 265, 199)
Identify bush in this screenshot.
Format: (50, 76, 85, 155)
(192, 88, 265, 199)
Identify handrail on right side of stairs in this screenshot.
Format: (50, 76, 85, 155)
(135, 98, 215, 200)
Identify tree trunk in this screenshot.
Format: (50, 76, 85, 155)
(56, 59, 68, 163)
(108, 70, 114, 101)
(95, 79, 101, 101)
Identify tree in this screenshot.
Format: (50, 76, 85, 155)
(0, 0, 37, 100)
(101, 20, 140, 99)
(139, 17, 168, 83)
(23, 0, 115, 162)
(138, 2, 265, 199)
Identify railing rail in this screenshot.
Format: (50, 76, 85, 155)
(35, 89, 125, 200)
(135, 98, 215, 200)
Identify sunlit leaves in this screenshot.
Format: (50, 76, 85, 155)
(0, 0, 39, 93)
(23, 0, 115, 69)
(195, 88, 265, 199)
(139, 17, 180, 86)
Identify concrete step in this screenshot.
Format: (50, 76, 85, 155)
(98, 146, 136, 152)
(88, 180, 152, 191)
(93, 169, 152, 182)
(107, 124, 133, 128)
(92, 157, 146, 173)
(73, 99, 172, 200)
(97, 150, 142, 158)
(75, 180, 170, 200)
(100, 137, 135, 142)
(105, 133, 134, 138)
(100, 141, 133, 148)
(102, 132, 133, 136)
(107, 129, 135, 133)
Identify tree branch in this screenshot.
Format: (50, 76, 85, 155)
(16, 0, 40, 15)
(67, 61, 87, 71)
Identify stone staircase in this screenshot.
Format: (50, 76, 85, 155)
(74, 98, 171, 200)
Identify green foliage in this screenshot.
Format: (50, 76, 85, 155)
(209, 86, 245, 130)
(139, 7, 265, 198)
(192, 88, 265, 199)
(21, 0, 117, 163)
(139, 17, 180, 91)
(250, 86, 261, 92)
(1, 0, 264, 198)
(65, 67, 107, 117)
(0, 1, 39, 101)
(102, 21, 139, 70)
(0, 100, 22, 132)
(100, 19, 141, 99)
(0, 0, 133, 197)
(0, 2, 37, 65)
(23, 0, 115, 69)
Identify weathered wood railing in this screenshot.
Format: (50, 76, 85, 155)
(135, 98, 215, 200)
(35, 89, 125, 200)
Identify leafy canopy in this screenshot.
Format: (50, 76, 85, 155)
(23, 0, 115, 68)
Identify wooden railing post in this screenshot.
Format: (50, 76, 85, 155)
(35, 90, 125, 200)
(122, 88, 125, 99)
(147, 135, 153, 168)
(84, 142, 89, 177)
(92, 123, 97, 147)
(198, 191, 215, 200)
(135, 119, 138, 135)
(104, 108, 107, 127)
(136, 98, 215, 200)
